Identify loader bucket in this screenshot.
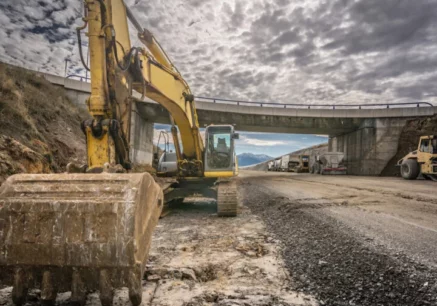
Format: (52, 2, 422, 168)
(0, 172, 163, 306)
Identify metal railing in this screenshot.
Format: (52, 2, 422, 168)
(66, 74, 90, 82)
(195, 96, 434, 110)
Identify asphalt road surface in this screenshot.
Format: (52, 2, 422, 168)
(239, 170, 437, 306)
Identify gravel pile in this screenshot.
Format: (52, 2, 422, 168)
(241, 179, 437, 306)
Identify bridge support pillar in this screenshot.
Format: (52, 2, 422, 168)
(130, 102, 154, 165)
(329, 118, 408, 176)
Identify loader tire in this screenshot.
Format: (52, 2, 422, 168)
(401, 159, 420, 180)
(217, 180, 238, 217)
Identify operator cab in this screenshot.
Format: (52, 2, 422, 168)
(204, 125, 239, 176)
(419, 135, 437, 154)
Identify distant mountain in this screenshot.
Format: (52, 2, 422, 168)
(237, 153, 273, 167)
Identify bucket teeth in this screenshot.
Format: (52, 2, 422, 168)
(128, 271, 142, 306)
(41, 270, 57, 306)
(71, 270, 86, 306)
(99, 269, 113, 306)
(12, 268, 28, 306)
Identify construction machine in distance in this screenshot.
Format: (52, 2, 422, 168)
(310, 152, 347, 175)
(0, 1, 239, 306)
(288, 154, 310, 173)
(398, 135, 437, 181)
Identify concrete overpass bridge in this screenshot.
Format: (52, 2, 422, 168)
(44, 73, 436, 175)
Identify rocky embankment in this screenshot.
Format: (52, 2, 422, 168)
(0, 62, 89, 185)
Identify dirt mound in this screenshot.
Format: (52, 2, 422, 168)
(381, 115, 437, 176)
(0, 62, 89, 184)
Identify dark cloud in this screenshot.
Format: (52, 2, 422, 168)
(322, 0, 437, 55)
(274, 30, 301, 45)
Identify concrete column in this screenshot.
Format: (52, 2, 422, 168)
(330, 118, 408, 175)
(64, 89, 89, 109)
(130, 102, 154, 165)
(328, 137, 337, 152)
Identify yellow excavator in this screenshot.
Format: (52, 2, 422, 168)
(0, 1, 238, 305)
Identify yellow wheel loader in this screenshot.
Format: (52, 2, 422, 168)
(397, 135, 437, 181)
(0, 1, 239, 305)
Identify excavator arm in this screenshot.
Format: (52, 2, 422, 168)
(81, 0, 204, 176)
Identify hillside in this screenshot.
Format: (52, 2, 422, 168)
(0, 62, 89, 185)
(237, 153, 273, 167)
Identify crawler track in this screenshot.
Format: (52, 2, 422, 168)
(217, 180, 238, 217)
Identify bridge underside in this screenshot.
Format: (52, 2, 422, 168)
(137, 103, 364, 135)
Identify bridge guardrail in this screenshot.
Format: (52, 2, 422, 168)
(195, 96, 434, 110)
(66, 74, 91, 82)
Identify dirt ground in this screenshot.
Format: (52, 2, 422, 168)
(0, 191, 317, 306)
(2, 171, 437, 306)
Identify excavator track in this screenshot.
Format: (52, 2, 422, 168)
(217, 180, 238, 217)
(0, 173, 163, 306)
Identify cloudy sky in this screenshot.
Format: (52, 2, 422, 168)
(1, 0, 436, 155)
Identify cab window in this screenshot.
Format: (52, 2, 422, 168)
(206, 129, 232, 169)
(420, 139, 430, 153)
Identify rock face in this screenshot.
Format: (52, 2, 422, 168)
(0, 62, 88, 185)
(0, 136, 50, 186)
(381, 115, 437, 176)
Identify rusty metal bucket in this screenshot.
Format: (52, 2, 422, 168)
(0, 172, 163, 306)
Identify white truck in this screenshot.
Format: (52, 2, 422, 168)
(280, 155, 290, 172)
(274, 158, 282, 171)
(267, 161, 275, 171)
(310, 152, 347, 175)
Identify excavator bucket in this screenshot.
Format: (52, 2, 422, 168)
(0, 172, 163, 306)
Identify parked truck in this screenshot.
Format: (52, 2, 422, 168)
(280, 155, 290, 172)
(274, 158, 282, 171)
(397, 135, 437, 181)
(288, 154, 310, 173)
(310, 152, 347, 175)
(267, 161, 275, 171)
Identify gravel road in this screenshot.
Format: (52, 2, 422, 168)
(240, 171, 437, 306)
